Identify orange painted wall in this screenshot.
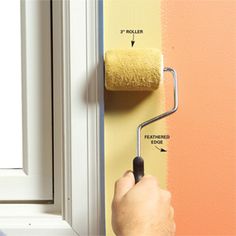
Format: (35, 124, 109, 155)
(163, 1, 236, 235)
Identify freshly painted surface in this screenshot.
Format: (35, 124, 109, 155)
(104, 0, 167, 235)
(105, 0, 236, 235)
(163, 1, 236, 235)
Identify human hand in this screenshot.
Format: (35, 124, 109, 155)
(112, 171, 175, 236)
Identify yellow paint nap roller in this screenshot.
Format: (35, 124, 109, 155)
(105, 49, 163, 91)
(105, 48, 179, 183)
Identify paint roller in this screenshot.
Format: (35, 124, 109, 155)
(105, 48, 178, 183)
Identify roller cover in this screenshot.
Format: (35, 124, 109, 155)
(105, 48, 163, 91)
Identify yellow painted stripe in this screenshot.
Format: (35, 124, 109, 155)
(104, 1, 166, 235)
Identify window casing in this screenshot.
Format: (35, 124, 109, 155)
(0, 0, 105, 235)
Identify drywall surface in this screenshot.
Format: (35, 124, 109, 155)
(163, 1, 236, 235)
(104, 0, 167, 235)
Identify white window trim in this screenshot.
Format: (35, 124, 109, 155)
(0, 0, 105, 235)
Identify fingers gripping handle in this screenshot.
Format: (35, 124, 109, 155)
(133, 156, 144, 183)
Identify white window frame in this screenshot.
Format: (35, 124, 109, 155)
(0, 0, 104, 235)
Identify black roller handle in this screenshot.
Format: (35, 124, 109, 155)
(133, 156, 144, 183)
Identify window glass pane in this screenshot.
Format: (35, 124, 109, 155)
(0, 0, 22, 168)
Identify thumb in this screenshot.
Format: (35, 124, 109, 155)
(113, 171, 135, 201)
